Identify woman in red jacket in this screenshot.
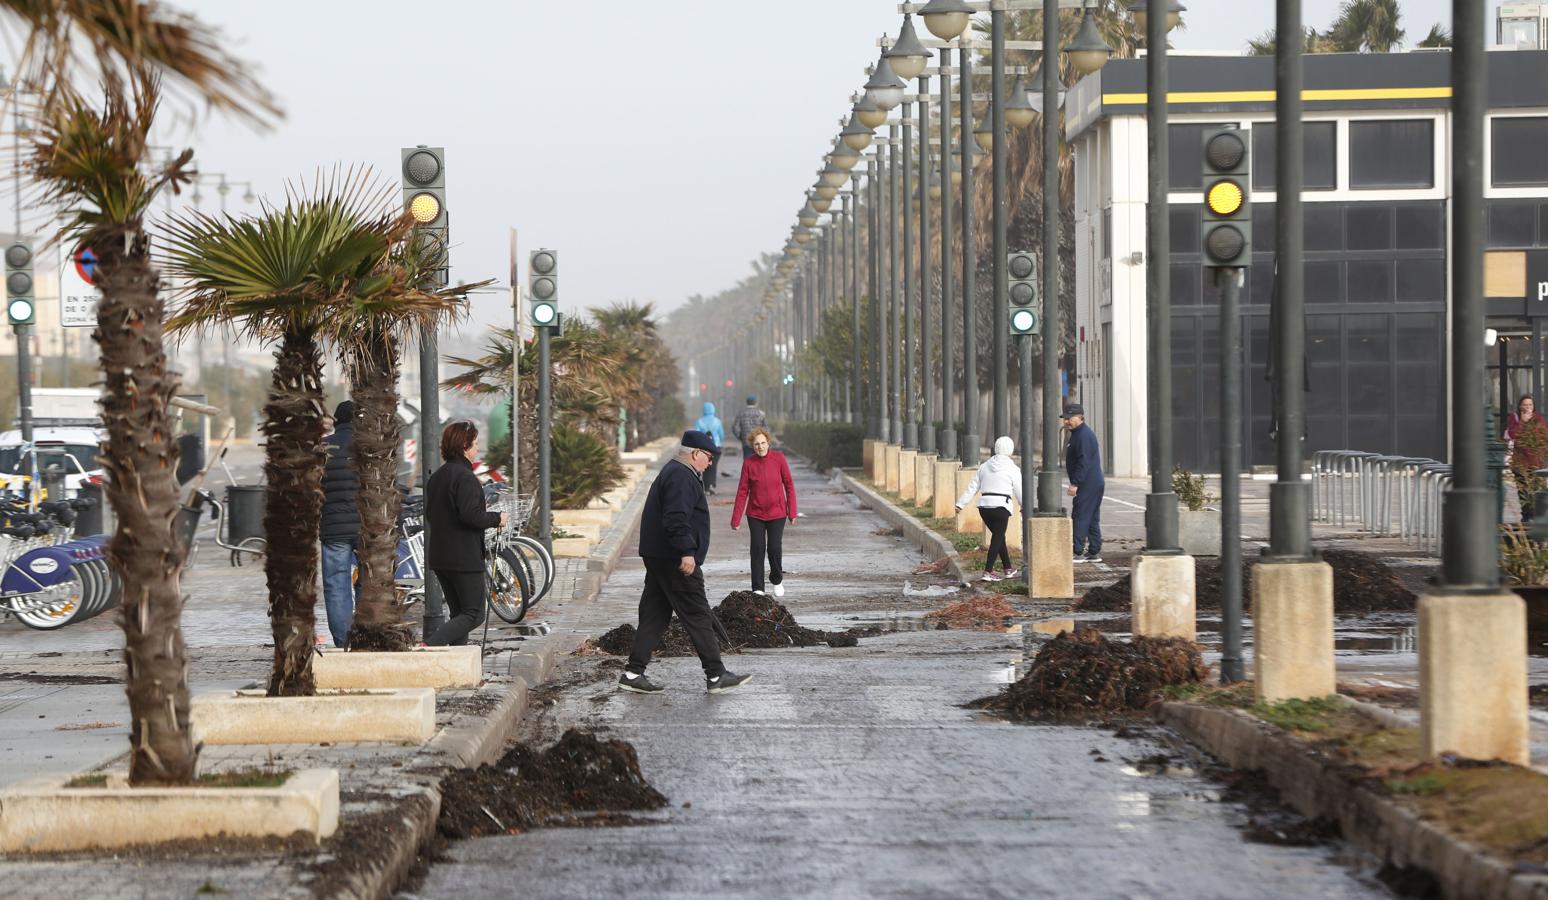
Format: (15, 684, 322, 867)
(731, 427, 798, 598)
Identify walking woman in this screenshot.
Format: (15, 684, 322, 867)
(424, 421, 507, 646)
(955, 436, 1022, 582)
(1508, 394, 1548, 519)
(731, 427, 797, 597)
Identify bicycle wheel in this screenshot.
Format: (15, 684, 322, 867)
(231, 536, 266, 568)
(14, 570, 85, 630)
(511, 536, 555, 606)
(487, 547, 530, 624)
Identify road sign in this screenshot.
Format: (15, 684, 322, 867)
(60, 244, 101, 327)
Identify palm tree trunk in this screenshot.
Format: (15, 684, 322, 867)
(94, 230, 198, 785)
(263, 327, 325, 696)
(347, 332, 414, 651)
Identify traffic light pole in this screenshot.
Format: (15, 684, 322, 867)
(419, 324, 445, 636)
(15, 323, 34, 508)
(1143, 3, 1179, 554)
(1218, 267, 1244, 682)
(1020, 333, 1034, 575)
(538, 320, 553, 549)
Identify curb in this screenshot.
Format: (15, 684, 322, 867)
(323, 784, 439, 900)
(1158, 701, 1548, 900)
(835, 468, 968, 585)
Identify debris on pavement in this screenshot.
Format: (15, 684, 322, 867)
(437, 729, 668, 838)
(592, 591, 856, 655)
(913, 557, 952, 575)
(1075, 549, 1416, 614)
(970, 628, 1209, 720)
(924, 594, 1018, 630)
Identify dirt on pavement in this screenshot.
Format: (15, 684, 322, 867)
(924, 594, 1018, 630)
(971, 628, 1210, 721)
(591, 591, 861, 655)
(1075, 549, 1416, 615)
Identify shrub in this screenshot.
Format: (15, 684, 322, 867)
(1500, 523, 1548, 586)
(1172, 465, 1215, 512)
(775, 421, 864, 472)
(552, 424, 625, 509)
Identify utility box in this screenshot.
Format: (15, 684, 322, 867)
(1498, 4, 1548, 49)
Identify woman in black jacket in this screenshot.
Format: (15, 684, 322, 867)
(424, 421, 506, 646)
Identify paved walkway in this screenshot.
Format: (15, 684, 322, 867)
(416, 451, 1391, 899)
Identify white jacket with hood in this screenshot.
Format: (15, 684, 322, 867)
(955, 438, 1023, 511)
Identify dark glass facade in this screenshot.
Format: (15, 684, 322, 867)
(1167, 200, 1446, 471)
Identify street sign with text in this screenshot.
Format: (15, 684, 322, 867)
(60, 244, 100, 327)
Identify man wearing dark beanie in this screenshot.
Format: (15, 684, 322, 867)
(620, 430, 752, 694)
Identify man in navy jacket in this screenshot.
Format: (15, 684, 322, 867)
(622, 430, 752, 695)
(1062, 403, 1105, 561)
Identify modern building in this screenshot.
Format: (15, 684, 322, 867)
(1067, 49, 1548, 476)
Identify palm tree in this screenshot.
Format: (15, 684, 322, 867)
(1417, 23, 1451, 48)
(592, 302, 681, 446)
(326, 234, 481, 652)
(1327, 0, 1405, 52)
(164, 172, 400, 695)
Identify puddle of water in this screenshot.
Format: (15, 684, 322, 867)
(901, 580, 960, 598)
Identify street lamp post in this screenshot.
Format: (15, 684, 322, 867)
(939, 46, 959, 461)
(890, 125, 904, 444)
(902, 102, 918, 450)
(1142, 0, 1179, 554)
(959, 42, 979, 466)
(918, 76, 936, 455)
(991, 0, 1009, 443)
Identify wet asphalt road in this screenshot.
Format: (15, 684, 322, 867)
(415, 451, 1391, 900)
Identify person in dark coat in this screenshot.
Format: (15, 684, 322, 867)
(620, 430, 751, 695)
(423, 421, 507, 647)
(320, 400, 360, 648)
(730, 395, 768, 458)
(1062, 403, 1105, 562)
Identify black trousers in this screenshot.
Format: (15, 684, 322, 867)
(978, 507, 1013, 572)
(748, 517, 786, 591)
(703, 450, 721, 492)
(627, 558, 725, 677)
(427, 568, 486, 646)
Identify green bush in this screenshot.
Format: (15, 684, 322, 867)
(774, 420, 864, 472)
(552, 424, 625, 509)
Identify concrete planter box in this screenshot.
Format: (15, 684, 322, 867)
(554, 509, 615, 527)
(191, 688, 436, 745)
(313, 645, 481, 690)
(551, 536, 592, 558)
(1178, 508, 1221, 557)
(0, 769, 339, 852)
(557, 523, 602, 542)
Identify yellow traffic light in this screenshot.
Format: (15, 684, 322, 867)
(408, 191, 441, 224)
(1206, 180, 1244, 217)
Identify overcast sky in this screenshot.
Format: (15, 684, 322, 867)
(160, 0, 1476, 337)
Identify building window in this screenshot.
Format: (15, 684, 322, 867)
(1169, 123, 1229, 191)
(1251, 121, 1336, 191)
(1350, 119, 1434, 189)
(1489, 200, 1537, 248)
(1492, 117, 1548, 186)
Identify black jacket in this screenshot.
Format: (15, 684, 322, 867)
(1065, 423, 1105, 488)
(320, 423, 361, 542)
(425, 456, 500, 571)
(638, 458, 711, 565)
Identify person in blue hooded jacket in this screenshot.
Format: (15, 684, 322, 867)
(694, 401, 725, 494)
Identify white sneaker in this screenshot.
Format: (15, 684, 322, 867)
(753, 589, 767, 596)
(980, 572, 1002, 583)
(773, 583, 785, 598)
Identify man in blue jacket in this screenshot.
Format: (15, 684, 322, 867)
(1062, 403, 1105, 562)
(621, 430, 752, 695)
(694, 401, 725, 494)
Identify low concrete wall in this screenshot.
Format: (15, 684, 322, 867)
(1159, 701, 1548, 900)
(837, 470, 966, 585)
(191, 688, 437, 745)
(314, 645, 481, 690)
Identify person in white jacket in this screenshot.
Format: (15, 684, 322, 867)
(954, 436, 1023, 582)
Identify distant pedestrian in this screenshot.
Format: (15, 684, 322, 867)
(621, 431, 751, 695)
(731, 427, 797, 598)
(1062, 404, 1105, 561)
(423, 421, 507, 647)
(955, 435, 1022, 582)
(731, 395, 768, 458)
(320, 400, 360, 648)
(1507, 394, 1548, 519)
(695, 401, 725, 494)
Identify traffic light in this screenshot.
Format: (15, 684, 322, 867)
(401, 146, 448, 287)
(1201, 127, 1251, 269)
(725, 379, 734, 389)
(1007, 250, 1040, 335)
(5, 241, 35, 326)
(529, 249, 558, 328)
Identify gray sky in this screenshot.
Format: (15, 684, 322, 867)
(168, 0, 1473, 336)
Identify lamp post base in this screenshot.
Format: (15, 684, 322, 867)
(1133, 553, 1197, 641)
(914, 453, 938, 507)
(1252, 558, 1334, 703)
(1027, 514, 1074, 599)
(1418, 592, 1529, 765)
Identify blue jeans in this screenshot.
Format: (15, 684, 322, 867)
(321, 540, 358, 648)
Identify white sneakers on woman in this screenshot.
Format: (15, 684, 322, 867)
(773, 583, 786, 598)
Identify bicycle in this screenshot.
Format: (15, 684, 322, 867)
(0, 496, 117, 630)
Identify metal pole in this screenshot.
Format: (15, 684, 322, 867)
(1441, 0, 1496, 588)
(1269, 0, 1311, 561)
(940, 50, 959, 460)
(890, 125, 903, 444)
(538, 321, 553, 549)
(1143, 0, 1179, 552)
(419, 325, 445, 634)
(1219, 268, 1245, 682)
(12, 106, 34, 510)
(1020, 333, 1034, 578)
(870, 154, 884, 440)
(1038, 0, 1064, 515)
(848, 192, 860, 425)
(961, 44, 980, 466)
(992, 1, 1009, 442)
(919, 75, 936, 456)
(509, 230, 520, 494)
(903, 100, 918, 450)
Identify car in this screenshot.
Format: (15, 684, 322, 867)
(0, 425, 105, 500)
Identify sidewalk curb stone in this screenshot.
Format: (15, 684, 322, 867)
(1158, 701, 1548, 900)
(836, 468, 968, 585)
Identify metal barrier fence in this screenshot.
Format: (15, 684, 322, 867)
(1311, 450, 1452, 554)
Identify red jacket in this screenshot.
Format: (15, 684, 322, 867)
(732, 450, 797, 527)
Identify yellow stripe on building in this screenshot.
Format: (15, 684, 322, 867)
(1102, 86, 1452, 105)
